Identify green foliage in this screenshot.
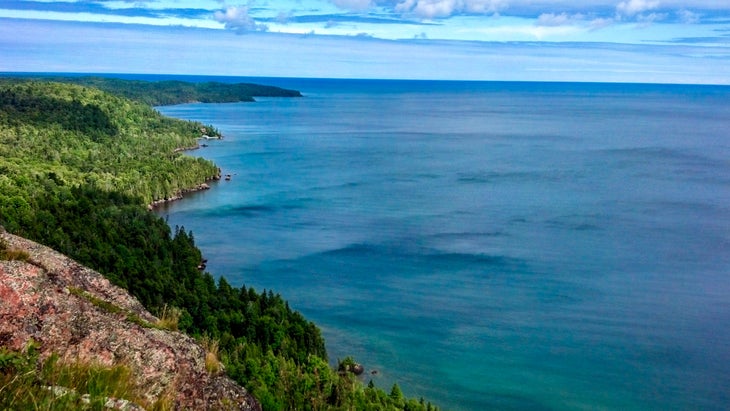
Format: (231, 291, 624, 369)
(0, 77, 438, 411)
(9, 75, 303, 106)
(338, 356, 357, 371)
(41, 355, 139, 407)
(390, 383, 404, 400)
(0, 87, 117, 140)
(0, 343, 160, 411)
(0, 80, 219, 205)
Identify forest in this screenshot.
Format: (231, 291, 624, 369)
(0, 78, 438, 411)
(3, 75, 302, 106)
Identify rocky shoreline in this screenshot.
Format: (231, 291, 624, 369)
(148, 137, 224, 210)
(147, 178, 218, 210)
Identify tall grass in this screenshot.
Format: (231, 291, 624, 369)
(0, 237, 31, 262)
(156, 304, 181, 331)
(199, 336, 221, 375)
(0, 344, 170, 410)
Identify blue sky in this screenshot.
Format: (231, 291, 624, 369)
(1, 0, 729, 83)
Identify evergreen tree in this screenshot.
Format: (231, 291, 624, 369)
(390, 383, 404, 402)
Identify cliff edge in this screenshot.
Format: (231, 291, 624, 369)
(0, 229, 260, 410)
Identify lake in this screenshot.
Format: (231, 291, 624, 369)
(156, 78, 730, 411)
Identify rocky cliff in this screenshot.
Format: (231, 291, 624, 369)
(0, 229, 260, 411)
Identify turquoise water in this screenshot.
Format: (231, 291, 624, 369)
(156, 79, 730, 410)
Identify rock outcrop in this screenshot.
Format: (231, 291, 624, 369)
(0, 231, 260, 411)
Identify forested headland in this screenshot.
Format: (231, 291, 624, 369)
(0, 78, 438, 411)
(2, 75, 303, 106)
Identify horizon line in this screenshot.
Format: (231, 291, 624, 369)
(3, 71, 730, 88)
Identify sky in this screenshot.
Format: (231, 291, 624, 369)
(1, 0, 730, 83)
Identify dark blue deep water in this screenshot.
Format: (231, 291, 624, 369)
(156, 79, 730, 411)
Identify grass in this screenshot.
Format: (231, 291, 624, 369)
(0, 237, 31, 262)
(0, 343, 171, 411)
(155, 304, 181, 331)
(199, 336, 221, 375)
(42, 354, 138, 407)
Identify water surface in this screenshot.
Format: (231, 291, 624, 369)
(157, 79, 730, 411)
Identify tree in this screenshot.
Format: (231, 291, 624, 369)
(390, 383, 405, 408)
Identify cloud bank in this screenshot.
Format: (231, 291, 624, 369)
(2, 0, 730, 84)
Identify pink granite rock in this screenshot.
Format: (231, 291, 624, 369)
(0, 231, 260, 411)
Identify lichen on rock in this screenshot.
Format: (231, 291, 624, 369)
(0, 231, 260, 411)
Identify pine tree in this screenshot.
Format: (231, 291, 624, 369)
(390, 383, 403, 402)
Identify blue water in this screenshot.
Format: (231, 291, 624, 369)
(156, 79, 730, 411)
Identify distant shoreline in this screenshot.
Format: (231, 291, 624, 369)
(134, 77, 303, 209)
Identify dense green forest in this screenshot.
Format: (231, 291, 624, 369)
(0, 79, 438, 410)
(0, 80, 221, 205)
(4, 75, 302, 106)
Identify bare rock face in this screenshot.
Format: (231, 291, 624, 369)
(0, 231, 260, 411)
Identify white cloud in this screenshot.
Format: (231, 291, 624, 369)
(463, 0, 508, 14)
(536, 12, 573, 27)
(588, 17, 615, 30)
(332, 0, 374, 10)
(534, 12, 618, 32)
(5, 18, 730, 84)
(677, 9, 700, 24)
(393, 0, 507, 19)
(394, 0, 417, 14)
(214, 5, 268, 33)
(637, 12, 666, 24)
(468, 23, 582, 40)
(328, 0, 730, 20)
(276, 11, 293, 24)
(3, 0, 730, 47)
(412, 0, 460, 18)
(616, 0, 660, 17)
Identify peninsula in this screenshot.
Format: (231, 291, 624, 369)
(3, 75, 303, 105)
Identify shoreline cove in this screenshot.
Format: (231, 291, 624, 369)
(148, 136, 225, 210)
